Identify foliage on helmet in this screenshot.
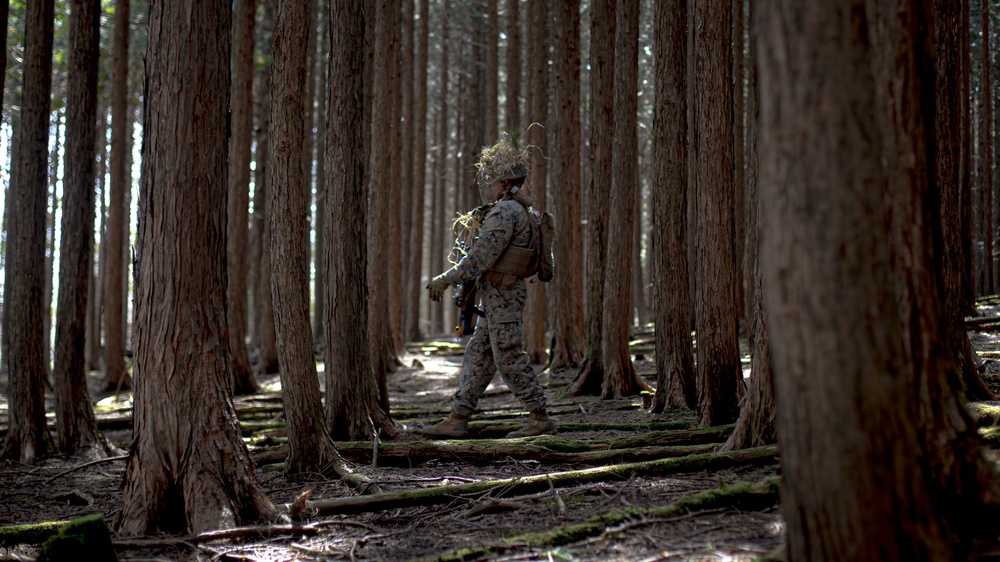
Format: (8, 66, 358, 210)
(475, 129, 532, 186)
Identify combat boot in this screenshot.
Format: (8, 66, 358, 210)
(505, 410, 556, 438)
(418, 413, 470, 439)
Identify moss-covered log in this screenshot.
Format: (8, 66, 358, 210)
(301, 445, 778, 516)
(0, 520, 72, 546)
(428, 477, 782, 561)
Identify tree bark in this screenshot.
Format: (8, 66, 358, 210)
(650, 0, 696, 413)
(485, 0, 498, 143)
(3, 0, 54, 463)
(326, 0, 395, 441)
(101, 0, 131, 393)
(504, 0, 521, 131)
(252, 0, 279, 375)
(523, 0, 549, 364)
(228, 0, 261, 395)
(119, 0, 275, 535)
(549, 0, 585, 370)
(720, 22, 775, 451)
(429, 0, 450, 337)
(758, 1, 999, 558)
(312, 0, 329, 345)
(53, 0, 110, 457)
(732, 0, 746, 327)
(570, 0, 614, 397)
(936, 0, 996, 401)
(601, 0, 649, 400)
(387, 0, 404, 360)
(269, 0, 337, 475)
(981, 0, 994, 294)
(693, 0, 739, 427)
(400, 0, 414, 341)
(406, 0, 429, 343)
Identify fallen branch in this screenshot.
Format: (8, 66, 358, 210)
(112, 520, 377, 549)
(41, 455, 128, 485)
(0, 520, 72, 546)
(427, 476, 782, 561)
(300, 445, 778, 516)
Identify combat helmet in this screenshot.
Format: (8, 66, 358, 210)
(475, 130, 530, 186)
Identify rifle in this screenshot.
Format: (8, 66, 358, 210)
(454, 278, 485, 336)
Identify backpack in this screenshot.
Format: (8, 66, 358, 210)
(529, 209, 555, 282)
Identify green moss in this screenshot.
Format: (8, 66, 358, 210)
(37, 514, 117, 562)
(0, 520, 70, 546)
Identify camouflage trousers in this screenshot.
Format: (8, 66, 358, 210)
(452, 279, 546, 416)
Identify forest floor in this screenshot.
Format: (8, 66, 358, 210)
(1, 319, 1000, 561)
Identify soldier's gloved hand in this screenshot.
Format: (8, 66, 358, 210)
(426, 275, 450, 302)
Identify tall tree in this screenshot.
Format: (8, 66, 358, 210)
(400, 0, 414, 341)
(429, 0, 450, 337)
(981, 0, 994, 294)
(2, 0, 54, 463)
(485, 0, 498, 142)
(720, 19, 774, 449)
(0, 0, 8, 117)
(312, 0, 330, 343)
(600, 0, 649, 399)
(650, 0, 696, 412)
(693, 0, 739, 427)
(549, 0, 585, 369)
(523, 0, 548, 363)
(102, 0, 131, 392)
(406, 0, 429, 342)
(936, 0, 996, 401)
(53, 0, 110, 456)
(326, 0, 394, 441)
(270, 0, 338, 472)
(119, 0, 275, 535)
(228, 0, 260, 394)
(369, 0, 397, 414)
(732, 0, 746, 323)
(387, 0, 403, 357)
(570, 0, 614, 396)
(758, 0, 999, 558)
(505, 0, 521, 130)
(253, 0, 279, 375)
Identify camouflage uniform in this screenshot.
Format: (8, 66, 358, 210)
(441, 198, 546, 416)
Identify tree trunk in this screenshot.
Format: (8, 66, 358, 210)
(253, 0, 279, 375)
(53, 0, 110, 457)
(228, 0, 260, 395)
(549, 0, 585, 370)
(570, 0, 613, 397)
(485, 0, 498, 143)
(693, 0, 739, 427)
(600, 0, 649, 400)
(312, 0, 329, 345)
(2, 0, 54, 463)
(429, 0, 450, 337)
(523, 0, 548, 364)
(720, 22, 775, 450)
(732, 0, 746, 327)
(504, 0, 521, 131)
(102, 0, 131, 393)
(43, 111, 62, 375)
(406, 0, 429, 343)
(631, 171, 646, 327)
(387, 0, 403, 360)
(981, 0, 994, 294)
(936, 0, 997, 401)
(757, 1, 999, 559)
(400, 0, 414, 342)
(650, 0, 696, 413)
(326, 0, 396, 441)
(119, 0, 275, 535)
(85, 95, 107, 373)
(269, 0, 337, 475)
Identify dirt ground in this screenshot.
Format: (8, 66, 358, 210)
(1, 322, 997, 561)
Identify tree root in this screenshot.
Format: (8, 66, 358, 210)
(426, 476, 782, 561)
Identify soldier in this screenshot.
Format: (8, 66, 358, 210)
(422, 132, 555, 439)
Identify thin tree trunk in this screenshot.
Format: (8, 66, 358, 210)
(982, 0, 994, 294)
(400, 0, 414, 341)
(102, 0, 131, 392)
(523, 0, 548, 364)
(485, 0, 498, 142)
(387, 0, 403, 359)
(228, 0, 260, 395)
(601, 0, 649, 400)
(720, 21, 774, 450)
(571, 0, 614, 396)
(406, 0, 429, 342)
(85, 96, 107, 373)
(505, 0, 521, 131)
(650, 0, 696, 413)
(732, 0, 746, 327)
(693, 0, 739, 427)
(269, 0, 339, 474)
(430, 1, 449, 337)
(312, 0, 329, 344)
(43, 111, 62, 374)
(2, 0, 54, 463)
(549, 0, 585, 369)
(53, 0, 110, 457)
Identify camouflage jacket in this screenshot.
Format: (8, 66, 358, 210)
(443, 195, 534, 286)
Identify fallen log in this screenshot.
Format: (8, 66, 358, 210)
(428, 476, 782, 562)
(299, 445, 778, 516)
(0, 520, 71, 547)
